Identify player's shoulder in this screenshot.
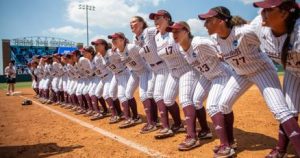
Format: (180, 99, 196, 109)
(234, 24, 255, 36)
(144, 27, 157, 35)
(192, 36, 214, 46)
(128, 43, 140, 49)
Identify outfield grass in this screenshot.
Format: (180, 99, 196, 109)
(0, 82, 32, 90)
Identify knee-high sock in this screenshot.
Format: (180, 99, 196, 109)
(157, 100, 169, 128)
(143, 99, 153, 125)
(196, 107, 210, 132)
(211, 112, 229, 146)
(106, 98, 116, 116)
(77, 95, 85, 109)
(224, 112, 234, 144)
(114, 99, 122, 116)
(167, 102, 182, 126)
(98, 97, 108, 113)
(183, 105, 197, 138)
(281, 117, 300, 156)
(91, 95, 100, 113)
(84, 94, 93, 111)
(128, 98, 138, 119)
(121, 100, 131, 119)
(150, 98, 158, 123)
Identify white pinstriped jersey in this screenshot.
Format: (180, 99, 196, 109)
(156, 32, 189, 69)
(44, 63, 52, 77)
(77, 57, 94, 78)
(67, 63, 80, 79)
(117, 43, 148, 73)
(51, 62, 63, 77)
(216, 25, 275, 75)
(182, 37, 230, 80)
(105, 49, 127, 74)
(93, 53, 111, 78)
(36, 65, 45, 79)
(252, 16, 300, 77)
(133, 27, 166, 71)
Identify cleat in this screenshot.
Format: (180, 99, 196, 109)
(154, 128, 174, 139)
(140, 124, 158, 134)
(178, 135, 201, 151)
(198, 130, 213, 140)
(171, 123, 185, 133)
(213, 145, 235, 158)
(265, 147, 287, 158)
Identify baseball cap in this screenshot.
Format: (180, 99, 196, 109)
(80, 46, 95, 53)
(108, 32, 126, 39)
(166, 21, 190, 32)
(91, 39, 108, 46)
(198, 6, 232, 21)
(149, 10, 172, 21)
(253, 0, 297, 8)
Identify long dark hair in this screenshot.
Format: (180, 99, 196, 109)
(211, 6, 247, 28)
(132, 16, 148, 30)
(280, 1, 299, 69)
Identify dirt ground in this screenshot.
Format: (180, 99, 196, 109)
(0, 77, 299, 158)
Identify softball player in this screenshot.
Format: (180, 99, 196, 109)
(4, 61, 16, 96)
(28, 61, 39, 97)
(42, 56, 53, 104)
(251, 1, 300, 157)
(104, 43, 131, 124)
(36, 57, 46, 101)
(199, 6, 300, 157)
(167, 21, 237, 142)
(130, 16, 160, 133)
(51, 54, 64, 105)
(65, 51, 81, 111)
(90, 39, 115, 120)
(109, 32, 145, 128)
(76, 47, 96, 116)
(150, 10, 200, 151)
(59, 55, 69, 107)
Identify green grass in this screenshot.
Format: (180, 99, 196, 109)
(0, 82, 32, 90)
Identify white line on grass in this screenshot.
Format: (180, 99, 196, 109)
(20, 96, 167, 158)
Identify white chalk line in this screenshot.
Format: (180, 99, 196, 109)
(19, 96, 167, 158)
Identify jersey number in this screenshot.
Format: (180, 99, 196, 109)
(143, 46, 150, 53)
(232, 57, 246, 65)
(129, 61, 137, 67)
(165, 46, 173, 55)
(197, 64, 210, 73)
(109, 64, 116, 70)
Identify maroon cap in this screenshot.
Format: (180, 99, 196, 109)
(149, 10, 172, 20)
(253, 0, 295, 8)
(108, 32, 125, 39)
(166, 22, 190, 32)
(198, 6, 231, 21)
(80, 46, 95, 53)
(198, 10, 218, 20)
(91, 39, 107, 45)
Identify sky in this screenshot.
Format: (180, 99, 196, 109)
(0, 0, 283, 46)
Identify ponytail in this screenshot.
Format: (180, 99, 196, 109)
(280, 2, 299, 69)
(226, 16, 247, 28)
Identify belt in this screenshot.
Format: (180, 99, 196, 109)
(116, 67, 127, 74)
(150, 61, 163, 67)
(101, 74, 109, 79)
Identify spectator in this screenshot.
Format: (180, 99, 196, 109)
(4, 61, 17, 96)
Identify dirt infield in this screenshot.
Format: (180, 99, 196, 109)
(0, 78, 299, 158)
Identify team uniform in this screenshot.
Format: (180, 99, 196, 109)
(181, 36, 233, 139)
(252, 16, 300, 115)
(90, 53, 113, 119)
(134, 27, 168, 131)
(251, 15, 300, 156)
(156, 31, 199, 143)
(116, 43, 152, 127)
(105, 49, 130, 123)
(50, 60, 63, 104)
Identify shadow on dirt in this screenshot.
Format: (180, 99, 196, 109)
(0, 143, 83, 158)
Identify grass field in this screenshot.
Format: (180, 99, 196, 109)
(0, 82, 32, 90)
